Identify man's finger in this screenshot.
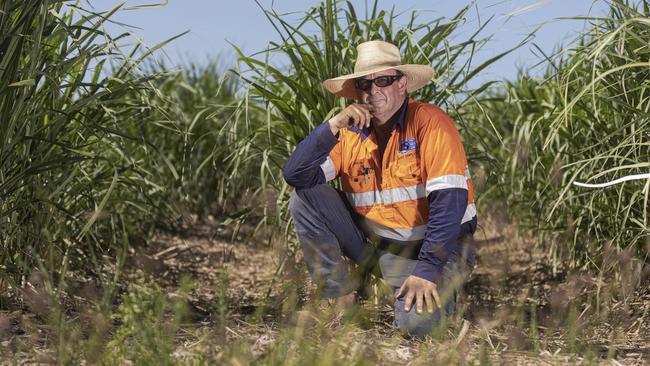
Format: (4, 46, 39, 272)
(347, 112, 364, 128)
(343, 106, 360, 125)
(424, 291, 434, 313)
(396, 282, 407, 299)
(416, 292, 424, 314)
(356, 104, 375, 126)
(363, 109, 371, 127)
(357, 112, 367, 129)
(432, 287, 442, 309)
(351, 106, 367, 128)
(403, 291, 414, 312)
(359, 106, 373, 127)
(345, 104, 374, 128)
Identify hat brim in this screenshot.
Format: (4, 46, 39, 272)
(322, 64, 434, 99)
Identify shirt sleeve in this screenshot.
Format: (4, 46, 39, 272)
(283, 121, 342, 189)
(412, 189, 468, 282)
(411, 106, 471, 283)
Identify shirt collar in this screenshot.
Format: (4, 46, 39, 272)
(352, 98, 408, 141)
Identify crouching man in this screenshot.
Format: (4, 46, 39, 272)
(283, 40, 477, 337)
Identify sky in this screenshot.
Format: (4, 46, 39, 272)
(93, 0, 609, 84)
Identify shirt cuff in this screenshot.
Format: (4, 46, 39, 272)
(412, 259, 445, 283)
(314, 121, 339, 151)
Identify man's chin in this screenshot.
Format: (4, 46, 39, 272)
(369, 104, 386, 115)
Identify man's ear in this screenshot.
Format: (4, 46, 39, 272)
(398, 75, 408, 96)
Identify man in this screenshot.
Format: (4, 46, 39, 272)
(283, 40, 477, 337)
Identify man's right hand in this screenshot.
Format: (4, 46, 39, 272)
(328, 103, 375, 136)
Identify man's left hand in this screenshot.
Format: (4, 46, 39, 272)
(396, 275, 441, 314)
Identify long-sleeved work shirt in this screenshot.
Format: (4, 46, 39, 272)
(284, 98, 477, 283)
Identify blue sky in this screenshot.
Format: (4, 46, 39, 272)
(95, 0, 608, 83)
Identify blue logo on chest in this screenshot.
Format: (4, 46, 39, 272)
(398, 139, 417, 154)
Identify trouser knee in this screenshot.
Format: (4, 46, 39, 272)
(393, 293, 455, 338)
(289, 184, 340, 221)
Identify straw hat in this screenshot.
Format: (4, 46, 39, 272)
(323, 40, 434, 99)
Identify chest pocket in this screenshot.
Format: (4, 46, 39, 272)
(392, 151, 421, 186)
(342, 160, 375, 192)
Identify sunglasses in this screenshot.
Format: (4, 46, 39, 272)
(354, 74, 403, 91)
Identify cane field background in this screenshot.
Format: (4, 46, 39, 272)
(1, 0, 649, 364)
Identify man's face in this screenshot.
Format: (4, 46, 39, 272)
(355, 69, 407, 124)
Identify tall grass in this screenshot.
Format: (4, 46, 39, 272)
(135, 61, 251, 215)
(0, 0, 232, 287)
(479, 0, 650, 270)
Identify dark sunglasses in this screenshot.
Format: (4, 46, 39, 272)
(354, 74, 403, 91)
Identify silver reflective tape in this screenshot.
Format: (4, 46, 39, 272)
(461, 203, 477, 224)
(345, 184, 426, 207)
(320, 157, 336, 182)
(425, 174, 468, 194)
(365, 220, 427, 241)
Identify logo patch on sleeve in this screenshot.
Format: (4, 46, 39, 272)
(398, 139, 417, 154)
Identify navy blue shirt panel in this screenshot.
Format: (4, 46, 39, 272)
(283, 122, 338, 189)
(412, 188, 471, 283)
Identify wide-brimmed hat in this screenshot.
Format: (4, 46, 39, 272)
(323, 40, 434, 99)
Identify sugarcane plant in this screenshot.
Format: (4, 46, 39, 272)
(479, 0, 650, 270)
(0, 0, 183, 286)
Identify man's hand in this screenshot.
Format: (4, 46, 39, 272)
(396, 275, 441, 314)
(328, 103, 375, 135)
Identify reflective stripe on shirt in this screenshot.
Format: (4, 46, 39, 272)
(345, 184, 426, 207)
(320, 157, 336, 182)
(364, 202, 476, 240)
(462, 203, 477, 224)
(425, 174, 468, 194)
(365, 219, 427, 241)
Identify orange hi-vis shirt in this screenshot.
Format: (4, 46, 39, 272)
(319, 98, 476, 242)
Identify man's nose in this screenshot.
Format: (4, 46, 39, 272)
(369, 82, 382, 94)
